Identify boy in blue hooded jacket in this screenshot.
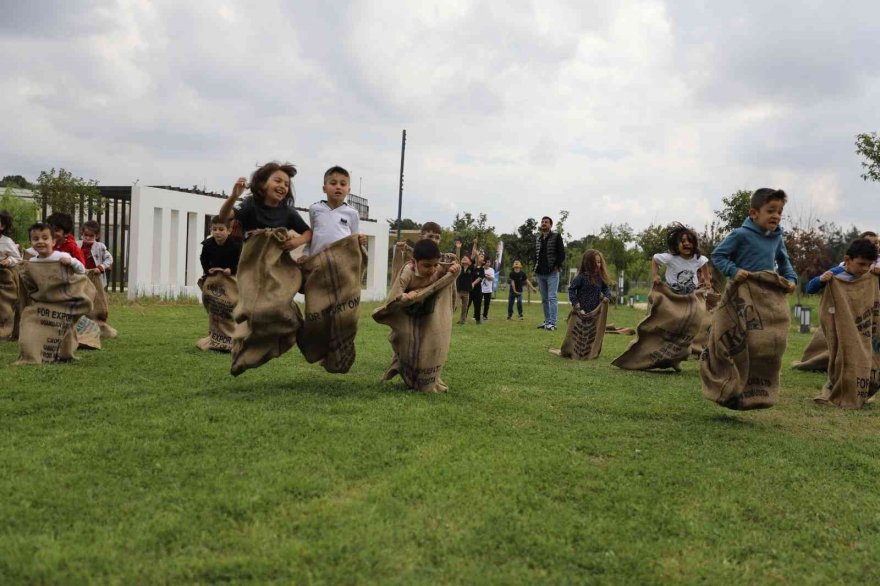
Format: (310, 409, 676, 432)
(711, 188, 798, 292)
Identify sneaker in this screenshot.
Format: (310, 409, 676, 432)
(537, 322, 548, 329)
(547, 324, 556, 331)
(483, 317, 489, 321)
(518, 315, 524, 320)
(506, 316, 512, 320)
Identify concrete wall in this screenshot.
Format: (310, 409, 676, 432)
(128, 186, 389, 301)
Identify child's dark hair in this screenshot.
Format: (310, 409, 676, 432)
(0, 210, 14, 239)
(667, 222, 701, 258)
(28, 222, 53, 237)
(46, 212, 74, 235)
(82, 220, 101, 235)
(750, 188, 787, 210)
(323, 166, 349, 181)
(249, 162, 297, 203)
(413, 239, 440, 261)
(847, 238, 879, 262)
(211, 215, 230, 227)
(579, 249, 611, 285)
(421, 221, 442, 235)
(859, 231, 877, 239)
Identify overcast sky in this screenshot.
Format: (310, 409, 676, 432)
(3, 0, 878, 238)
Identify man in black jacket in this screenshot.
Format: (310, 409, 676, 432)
(534, 216, 565, 330)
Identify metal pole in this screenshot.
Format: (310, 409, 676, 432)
(396, 129, 406, 243)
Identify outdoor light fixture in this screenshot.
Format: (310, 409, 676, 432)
(800, 307, 811, 334)
(794, 304, 802, 318)
(628, 296, 634, 308)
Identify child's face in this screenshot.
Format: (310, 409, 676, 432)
(421, 231, 441, 244)
(262, 170, 290, 207)
(677, 233, 694, 257)
(844, 255, 874, 278)
(212, 224, 229, 244)
(750, 200, 784, 232)
(322, 173, 350, 207)
(461, 256, 471, 267)
(513, 261, 522, 271)
(866, 235, 879, 249)
(478, 254, 485, 265)
(415, 258, 440, 278)
(53, 227, 67, 244)
(81, 229, 97, 244)
(31, 228, 54, 257)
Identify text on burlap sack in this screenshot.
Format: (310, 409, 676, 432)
(305, 296, 360, 322)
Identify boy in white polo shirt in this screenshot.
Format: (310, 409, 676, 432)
(302, 166, 368, 259)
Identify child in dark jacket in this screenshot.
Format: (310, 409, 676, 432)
(200, 215, 242, 276)
(568, 249, 612, 314)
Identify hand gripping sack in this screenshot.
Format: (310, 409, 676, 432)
(791, 326, 828, 372)
(549, 303, 609, 360)
(16, 261, 95, 364)
(814, 275, 880, 408)
(85, 269, 117, 339)
(0, 263, 22, 340)
(612, 285, 707, 371)
(700, 271, 791, 410)
(372, 270, 457, 393)
(296, 236, 367, 373)
(230, 229, 304, 376)
(197, 272, 239, 353)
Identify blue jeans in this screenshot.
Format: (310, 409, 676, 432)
(536, 271, 559, 325)
(508, 291, 523, 317)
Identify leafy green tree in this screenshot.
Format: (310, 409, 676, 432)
(856, 132, 880, 182)
(715, 189, 752, 235)
(0, 175, 30, 189)
(499, 217, 538, 273)
(386, 218, 421, 231)
(450, 212, 498, 260)
(33, 168, 103, 216)
(593, 223, 634, 274)
(784, 227, 831, 302)
(0, 186, 39, 249)
(636, 224, 668, 260)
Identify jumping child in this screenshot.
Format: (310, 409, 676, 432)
(27, 222, 85, 273)
(200, 215, 242, 276)
(302, 166, 368, 258)
(568, 250, 612, 314)
(806, 238, 879, 294)
(651, 223, 710, 294)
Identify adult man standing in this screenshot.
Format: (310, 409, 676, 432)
(534, 216, 566, 330)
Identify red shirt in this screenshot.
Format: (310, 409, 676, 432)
(55, 234, 86, 265)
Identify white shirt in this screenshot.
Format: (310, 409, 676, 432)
(305, 201, 360, 256)
(0, 235, 22, 266)
(653, 253, 707, 293)
(26, 250, 86, 274)
(481, 266, 495, 293)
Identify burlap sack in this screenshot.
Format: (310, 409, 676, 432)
(230, 229, 303, 376)
(16, 261, 95, 364)
(75, 316, 102, 350)
(372, 270, 457, 393)
(605, 324, 636, 335)
(700, 271, 791, 410)
(814, 275, 880, 408)
(0, 263, 22, 340)
(197, 272, 239, 353)
(690, 290, 720, 358)
(791, 326, 828, 372)
(390, 243, 412, 282)
(296, 236, 367, 373)
(550, 302, 609, 360)
(85, 269, 117, 339)
(612, 285, 707, 371)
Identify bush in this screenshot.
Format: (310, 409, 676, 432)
(0, 186, 39, 249)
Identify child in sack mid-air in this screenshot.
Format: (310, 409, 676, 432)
(651, 223, 710, 294)
(77, 220, 114, 287)
(568, 250, 612, 315)
(806, 238, 878, 294)
(200, 215, 242, 276)
(390, 239, 460, 300)
(301, 166, 368, 259)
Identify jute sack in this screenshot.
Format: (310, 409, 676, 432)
(612, 285, 707, 371)
(16, 261, 95, 364)
(550, 302, 609, 360)
(372, 270, 457, 393)
(390, 243, 412, 282)
(0, 263, 22, 340)
(791, 326, 828, 372)
(85, 269, 117, 339)
(297, 236, 367, 373)
(230, 228, 304, 376)
(197, 272, 238, 353)
(690, 290, 720, 358)
(700, 271, 791, 410)
(75, 316, 102, 349)
(814, 275, 880, 408)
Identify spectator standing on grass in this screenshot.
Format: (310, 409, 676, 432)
(481, 256, 495, 320)
(455, 255, 475, 325)
(507, 260, 537, 320)
(534, 216, 566, 331)
(470, 253, 486, 324)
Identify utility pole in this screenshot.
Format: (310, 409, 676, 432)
(396, 129, 406, 243)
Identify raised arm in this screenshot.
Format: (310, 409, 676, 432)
(219, 177, 247, 223)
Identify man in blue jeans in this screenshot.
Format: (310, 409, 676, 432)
(534, 216, 566, 331)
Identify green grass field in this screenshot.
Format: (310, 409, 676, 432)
(1, 297, 878, 585)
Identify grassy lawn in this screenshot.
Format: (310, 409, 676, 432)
(1, 296, 878, 584)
